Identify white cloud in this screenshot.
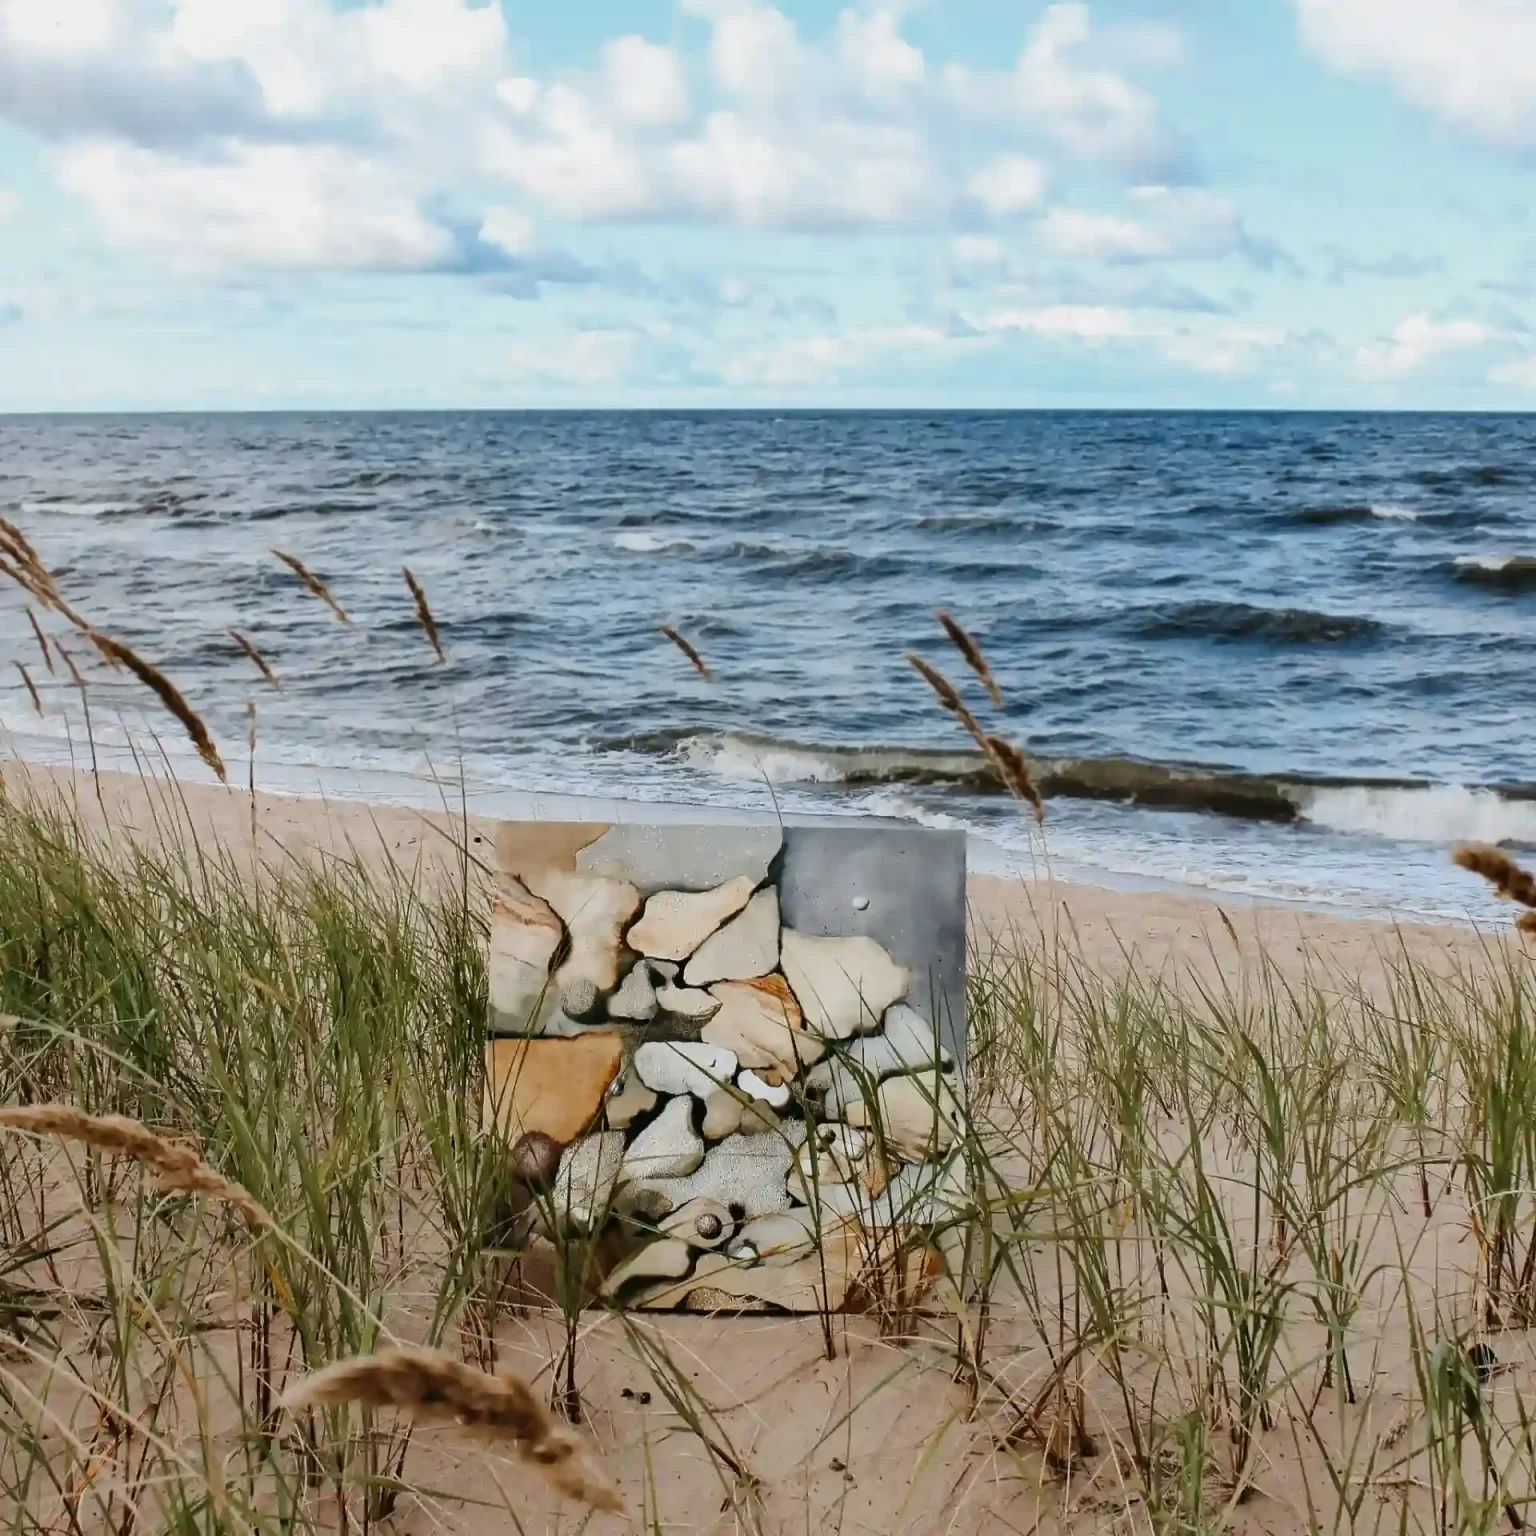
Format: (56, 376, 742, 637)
(56, 142, 452, 269)
(950, 234, 1005, 269)
(479, 206, 537, 256)
(1492, 354, 1536, 387)
(602, 35, 690, 127)
(506, 327, 641, 385)
(1041, 208, 1164, 259)
(1356, 312, 1492, 377)
(1296, 0, 1536, 150)
(982, 304, 1137, 341)
(944, 3, 1178, 173)
(1, 0, 119, 56)
(966, 155, 1049, 218)
(720, 323, 981, 385)
(834, 6, 926, 96)
(3, 0, 1197, 269)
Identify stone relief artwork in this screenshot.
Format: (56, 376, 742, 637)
(483, 819, 970, 1314)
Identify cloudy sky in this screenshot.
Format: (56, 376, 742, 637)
(0, 0, 1534, 410)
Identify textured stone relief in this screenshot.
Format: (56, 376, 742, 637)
(484, 820, 968, 1313)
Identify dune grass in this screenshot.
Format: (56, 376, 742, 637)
(0, 772, 1529, 1532)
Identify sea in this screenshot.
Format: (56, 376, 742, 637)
(1, 409, 1533, 925)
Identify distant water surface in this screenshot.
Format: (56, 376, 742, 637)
(1, 409, 1534, 922)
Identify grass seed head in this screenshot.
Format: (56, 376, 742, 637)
(0, 1104, 271, 1228)
(283, 1348, 623, 1512)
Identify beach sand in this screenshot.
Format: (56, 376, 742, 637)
(1, 760, 1524, 1534)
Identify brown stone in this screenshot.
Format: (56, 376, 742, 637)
(483, 1034, 625, 1145)
(702, 974, 826, 1075)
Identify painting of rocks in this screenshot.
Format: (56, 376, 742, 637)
(483, 820, 969, 1314)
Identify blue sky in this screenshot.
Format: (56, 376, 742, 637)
(1, 0, 1534, 410)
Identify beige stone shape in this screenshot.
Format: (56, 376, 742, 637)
(488, 876, 563, 1028)
(660, 1197, 733, 1249)
(730, 1211, 818, 1267)
(702, 975, 826, 1075)
(551, 1131, 627, 1231)
(482, 1034, 624, 1145)
(604, 1072, 658, 1131)
(606, 961, 658, 1021)
(679, 1230, 858, 1312)
(683, 887, 779, 986)
(600, 1237, 693, 1298)
(627, 876, 757, 962)
(620, 1094, 705, 1182)
(843, 1075, 965, 1162)
(655, 983, 721, 1022)
(520, 867, 641, 1019)
(780, 930, 911, 1039)
(701, 1087, 743, 1141)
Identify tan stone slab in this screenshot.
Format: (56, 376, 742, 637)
(628, 876, 756, 962)
(482, 1033, 625, 1145)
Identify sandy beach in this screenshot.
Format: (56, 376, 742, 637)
(3, 757, 1530, 1535)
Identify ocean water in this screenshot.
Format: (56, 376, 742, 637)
(0, 409, 1533, 923)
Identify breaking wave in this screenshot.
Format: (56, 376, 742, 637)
(1134, 600, 1385, 645)
(1451, 554, 1536, 592)
(609, 730, 1536, 843)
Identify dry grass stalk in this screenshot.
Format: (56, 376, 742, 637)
(0, 1104, 271, 1229)
(283, 1348, 623, 1513)
(24, 608, 54, 675)
(402, 567, 445, 663)
(272, 549, 351, 624)
(984, 733, 1045, 824)
(14, 661, 41, 716)
(936, 610, 1002, 708)
(88, 631, 227, 783)
(906, 652, 990, 752)
(1454, 844, 1536, 909)
(0, 517, 43, 574)
(55, 641, 85, 690)
(228, 628, 279, 689)
(0, 525, 94, 635)
(659, 624, 712, 680)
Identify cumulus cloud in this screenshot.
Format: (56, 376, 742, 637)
(966, 156, 1049, 218)
(943, 3, 1187, 176)
(0, 0, 1206, 278)
(55, 141, 455, 269)
(1296, 0, 1536, 151)
(1356, 312, 1493, 377)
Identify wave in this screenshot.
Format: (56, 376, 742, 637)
(1300, 785, 1536, 845)
(1288, 502, 1419, 525)
(612, 530, 697, 554)
(1451, 554, 1536, 592)
(19, 497, 137, 518)
(611, 730, 1536, 843)
(1134, 600, 1385, 644)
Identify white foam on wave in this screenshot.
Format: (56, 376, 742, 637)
(677, 733, 845, 785)
(1300, 784, 1536, 845)
(20, 499, 132, 518)
(613, 530, 696, 554)
(1370, 503, 1418, 521)
(1456, 553, 1523, 572)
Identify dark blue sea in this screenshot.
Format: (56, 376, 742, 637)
(1, 410, 1533, 921)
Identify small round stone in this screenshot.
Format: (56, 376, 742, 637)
(852, 894, 870, 911)
(695, 1211, 724, 1241)
(511, 1131, 564, 1188)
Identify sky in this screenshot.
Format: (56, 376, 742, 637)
(1, 0, 1535, 410)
